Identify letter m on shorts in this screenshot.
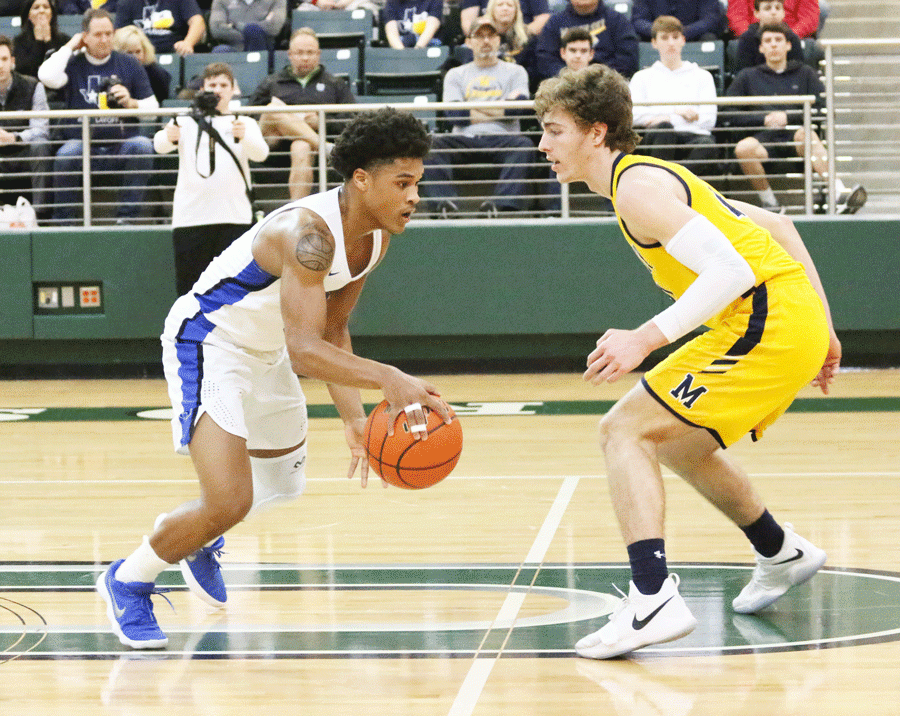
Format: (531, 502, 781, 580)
(670, 374, 708, 409)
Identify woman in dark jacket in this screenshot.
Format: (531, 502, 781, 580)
(13, 0, 71, 80)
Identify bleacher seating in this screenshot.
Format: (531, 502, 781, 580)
(363, 46, 448, 96)
(182, 51, 270, 97)
(57, 14, 83, 36)
(357, 93, 438, 130)
(638, 40, 726, 92)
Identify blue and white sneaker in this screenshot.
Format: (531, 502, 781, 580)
(96, 559, 170, 649)
(180, 536, 227, 607)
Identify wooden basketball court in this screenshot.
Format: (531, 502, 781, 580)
(2, 368, 899, 714)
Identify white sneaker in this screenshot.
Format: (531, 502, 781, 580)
(732, 523, 827, 614)
(575, 574, 697, 659)
(835, 184, 867, 214)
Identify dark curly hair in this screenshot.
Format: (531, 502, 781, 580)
(534, 64, 640, 154)
(330, 108, 432, 180)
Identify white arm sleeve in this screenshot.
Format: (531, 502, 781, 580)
(651, 214, 756, 343)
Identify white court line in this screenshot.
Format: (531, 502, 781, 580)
(448, 475, 580, 716)
(1, 471, 898, 486)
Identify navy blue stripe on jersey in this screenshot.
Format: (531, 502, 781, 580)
(195, 260, 278, 316)
(175, 340, 204, 448)
(641, 376, 726, 448)
(726, 283, 768, 357)
(615, 160, 692, 249)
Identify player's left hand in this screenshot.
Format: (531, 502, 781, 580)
(812, 330, 842, 394)
(584, 328, 652, 384)
(344, 417, 385, 488)
(232, 118, 245, 140)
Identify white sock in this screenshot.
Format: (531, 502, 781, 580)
(834, 177, 847, 194)
(759, 188, 777, 205)
(115, 536, 173, 584)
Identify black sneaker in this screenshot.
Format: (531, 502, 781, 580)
(836, 184, 867, 214)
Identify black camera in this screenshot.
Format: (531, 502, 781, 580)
(191, 90, 221, 118)
(97, 75, 122, 108)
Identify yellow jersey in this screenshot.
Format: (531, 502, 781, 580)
(610, 153, 807, 326)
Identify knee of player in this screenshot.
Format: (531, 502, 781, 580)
(597, 409, 645, 453)
(734, 138, 758, 157)
(290, 140, 313, 161)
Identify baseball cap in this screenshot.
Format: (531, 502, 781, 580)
(469, 16, 500, 36)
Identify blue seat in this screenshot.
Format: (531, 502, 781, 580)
(606, 0, 633, 19)
(57, 14, 84, 36)
(0, 15, 23, 35)
(357, 94, 438, 130)
(291, 8, 373, 51)
(182, 51, 271, 98)
(639, 40, 725, 93)
(363, 46, 448, 96)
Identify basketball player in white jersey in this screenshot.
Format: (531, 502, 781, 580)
(98, 108, 452, 649)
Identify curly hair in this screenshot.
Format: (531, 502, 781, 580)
(534, 64, 640, 154)
(330, 108, 432, 180)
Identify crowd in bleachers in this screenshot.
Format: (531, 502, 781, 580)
(0, 0, 870, 223)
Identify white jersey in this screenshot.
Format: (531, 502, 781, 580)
(162, 186, 383, 352)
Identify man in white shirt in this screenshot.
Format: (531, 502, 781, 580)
(154, 61, 269, 295)
(629, 15, 720, 179)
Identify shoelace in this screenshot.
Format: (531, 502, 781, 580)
(605, 583, 629, 622)
(128, 584, 175, 624)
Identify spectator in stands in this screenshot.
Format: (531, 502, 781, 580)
(155, 62, 268, 295)
(13, 0, 71, 81)
(422, 16, 534, 217)
(559, 25, 592, 70)
(454, 0, 538, 79)
(113, 25, 171, 102)
(248, 27, 355, 200)
(535, 0, 638, 82)
(62, 0, 119, 13)
(542, 27, 594, 212)
(726, 22, 866, 214)
(728, 0, 819, 39)
(460, 0, 549, 40)
(631, 0, 725, 42)
(0, 35, 51, 209)
(116, 0, 205, 56)
(382, 0, 443, 49)
(208, 0, 287, 53)
(734, 0, 804, 73)
(630, 16, 719, 177)
(38, 8, 159, 224)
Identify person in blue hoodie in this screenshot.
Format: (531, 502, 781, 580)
(535, 0, 637, 81)
(630, 0, 724, 42)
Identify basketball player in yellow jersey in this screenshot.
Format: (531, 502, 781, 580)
(534, 64, 842, 659)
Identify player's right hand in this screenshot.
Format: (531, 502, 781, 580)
(380, 369, 451, 440)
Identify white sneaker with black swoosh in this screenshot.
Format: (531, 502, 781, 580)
(733, 523, 827, 614)
(575, 574, 697, 659)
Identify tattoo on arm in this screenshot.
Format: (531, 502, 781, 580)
(294, 226, 334, 272)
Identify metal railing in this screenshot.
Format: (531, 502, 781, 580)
(0, 95, 824, 226)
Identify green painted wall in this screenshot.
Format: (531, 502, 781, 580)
(0, 217, 897, 366)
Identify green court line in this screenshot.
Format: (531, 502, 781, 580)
(2, 397, 898, 423)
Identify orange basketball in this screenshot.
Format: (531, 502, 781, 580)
(364, 400, 462, 489)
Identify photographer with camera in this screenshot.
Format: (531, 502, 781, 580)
(38, 8, 159, 224)
(155, 62, 268, 295)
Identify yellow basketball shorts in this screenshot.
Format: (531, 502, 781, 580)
(642, 279, 830, 448)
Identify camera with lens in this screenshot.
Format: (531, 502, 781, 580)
(191, 90, 221, 118)
(97, 75, 122, 109)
